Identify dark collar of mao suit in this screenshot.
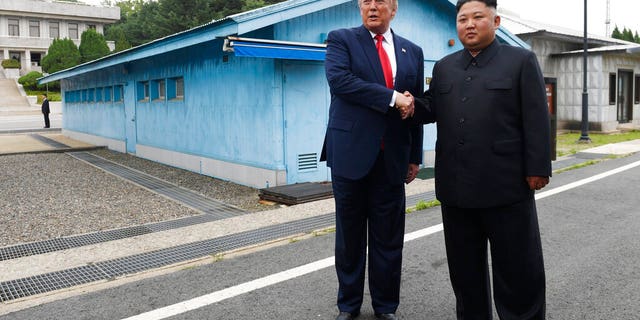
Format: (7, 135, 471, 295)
(459, 38, 501, 70)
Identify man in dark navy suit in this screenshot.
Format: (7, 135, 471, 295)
(413, 1, 550, 319)
(321, 0, 424, 319)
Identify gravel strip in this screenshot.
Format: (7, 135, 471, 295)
(0, 151, 270, 247)
(89, 149, 269, 212)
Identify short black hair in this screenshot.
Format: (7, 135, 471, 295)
(43, 94, 47, 97)
(456, 0, 497, 12)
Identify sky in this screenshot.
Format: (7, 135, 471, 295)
(80, 0, 640, 38)
(498, 0, 639, 37)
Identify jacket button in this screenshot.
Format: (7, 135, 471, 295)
(461, 97, 468, 102)
(465, 76, 472, 81)
(459, 118, 465, 124)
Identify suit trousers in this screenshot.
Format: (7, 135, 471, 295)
(442, 197, 545, 320)
(332, 151, 406, 314)
(43, 112, 50, 128)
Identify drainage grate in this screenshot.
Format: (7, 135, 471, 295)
(64, 225, 154, 248)
(0, 265, 108, 302)
(0, 213, 336, 302)
(30, 134, 70, 149)
(67, 151, 246, 218)
(0, 190, 439, 301)
(0, 191, 438, 262)
(0, 238, 69, 261)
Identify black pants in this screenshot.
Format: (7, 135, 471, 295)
(43, 112, 50, 128)
(332, 152, 406, 315)
(442, 198, 545, 320)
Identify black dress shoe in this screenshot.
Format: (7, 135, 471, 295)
(336, 311, 358, 320)
(375, 313, 398, 320)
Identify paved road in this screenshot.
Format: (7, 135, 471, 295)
(0, 113, 62, 132)
(2, 153, 639, 319)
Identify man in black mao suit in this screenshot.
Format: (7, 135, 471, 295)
(413, 0, 551, 319)
(41, 94, 50, 128)
(321, 0, 424, 319)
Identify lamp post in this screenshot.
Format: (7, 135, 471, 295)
(579, 0, 592, 142)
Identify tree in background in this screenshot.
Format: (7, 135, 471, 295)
(79, 29, 112, 63)
(611, 25, 640, 44)
(611, 26, 622, 39)
(41, 38, 81, 74)
(107, 26, 132, 52)
(103, 0, 285, 47)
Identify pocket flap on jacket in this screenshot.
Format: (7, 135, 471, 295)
(328, 118, 354, 132)
(485, 78, 512, 90)
(492, 139, 522, 154)
(438, 83, 452, 94)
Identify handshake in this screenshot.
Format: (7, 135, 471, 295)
(395, 91, 415, 120)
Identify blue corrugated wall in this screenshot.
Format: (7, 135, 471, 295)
(60, 0, 473, 185)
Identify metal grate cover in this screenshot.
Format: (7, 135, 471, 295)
(0, 190, 437, 262)
(30, 134, 70, 149)
(0, 213, 336, 302)
(68, 152, 246, 218)
(0, 190, 438, 301)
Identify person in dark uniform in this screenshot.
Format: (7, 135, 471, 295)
(412, 0, 551, 319)
(321, 0, 424, 319)
(41, 94, 50, 128)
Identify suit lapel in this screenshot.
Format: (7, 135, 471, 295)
(357, 26, 386, 86)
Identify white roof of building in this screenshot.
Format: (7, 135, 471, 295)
(498, 9, 633, 46)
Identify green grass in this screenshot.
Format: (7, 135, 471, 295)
(24, 90, 61, 102)
(406, 199, 441, 213)
(556, 130, 640, 157)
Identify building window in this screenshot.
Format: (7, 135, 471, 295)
(29, 20, 40, 37)
(609, 73, 617, 105)
(151, 79, 165, 101)
(68, 23, 78, 39)
(633, 76, 640, 104)
(167, 77, 184, 100)
(50, 22, 59, 38)
(137, 81, 149, 101)
(104, 86, 112, 102)
(95, 87, 103, 102)
(8, 18, 20, 36)
(88, 24, 96, 30)
(114, 85, 124, 102)
(158, 80, 165, 100)
(87, 88, 95, 102)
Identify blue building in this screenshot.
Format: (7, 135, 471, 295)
(40, 0, 527, 188)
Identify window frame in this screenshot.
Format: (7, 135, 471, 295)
(49, 21, 59, 39)
(137, 81, 150, 102)
(635, 75, 640, 105)
(68, 23, 78, 39)
(609, 73, 617, 105)
(29, 20, 40, 37)
(8, 18, 20, 36)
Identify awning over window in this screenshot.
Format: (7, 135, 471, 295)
(223, 37, 326, 61)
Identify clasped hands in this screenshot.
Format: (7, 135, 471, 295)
(395, 91, 415, 120)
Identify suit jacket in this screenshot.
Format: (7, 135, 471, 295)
(415, 39, 551, 208)
(321, 26, 424, 185)
(41, 99, 50, 114)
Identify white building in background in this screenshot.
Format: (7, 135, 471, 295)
(500, 9, 640, 132)
(0, 0, 119, 75)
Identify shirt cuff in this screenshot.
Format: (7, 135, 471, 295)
(389, 90, 397, 108)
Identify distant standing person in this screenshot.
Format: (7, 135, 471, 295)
(413, 0, 551, 319)
(41, 94, 50, 128)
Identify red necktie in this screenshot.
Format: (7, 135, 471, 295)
(375, 34, 393, 89)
